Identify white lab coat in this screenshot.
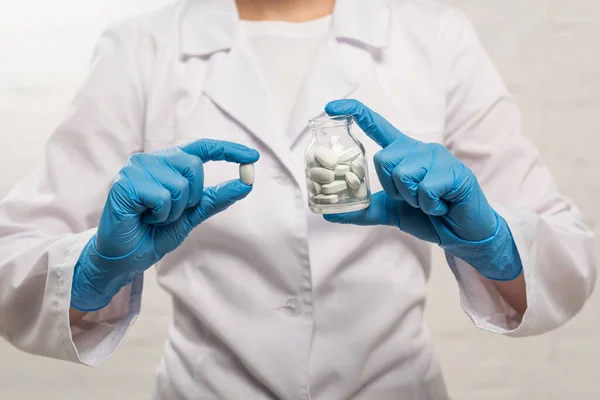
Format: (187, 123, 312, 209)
(0, 0, 596, 399)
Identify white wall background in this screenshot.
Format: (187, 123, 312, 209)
(0, 1, 598, 399)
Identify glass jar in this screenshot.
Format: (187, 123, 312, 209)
(305, 115, 371, 214)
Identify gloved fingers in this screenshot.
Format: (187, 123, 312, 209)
(372, 133, 424, 201)
(439, 164, 476, 205)
(117, 166, 173, 225)
(324, 191, 391, 226)
(179, 139, 260, 164)
(325, 99, 418, 149)
(435, 163, 498, 242)
(130, 154, 190, 225)
(373, 149, 401, 200)
(417, 170, 452, 217)
(323, 191, 442, 244)
(413, 145, 475, 207)
(391, 153, 429, 208)
(185, 180, 253, 228)
(403, 144, 462, 216)
(162, 150, 205, 209)
(371, 139, 416, 200)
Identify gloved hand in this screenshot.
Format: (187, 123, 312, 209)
(71, 139, 260, 311)
(324, 99, 522, 281)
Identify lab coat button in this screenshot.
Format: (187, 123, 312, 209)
(278, 298, 303, 317)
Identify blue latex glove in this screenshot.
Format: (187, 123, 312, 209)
(71, 139, 260, 311)
(324, 99, 522, 281)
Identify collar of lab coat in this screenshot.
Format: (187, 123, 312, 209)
(179, 0, 391, 56)
(177, 0, 391, 190)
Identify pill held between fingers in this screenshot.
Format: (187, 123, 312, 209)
(314, 146, 339, 169)
(345, 171, 361, 190)
(313, 194, 339, 204)
(334, 164, 350, 177)
(321, 180, 348, 194)
(310, 167, 335, 184)
(353, 182, 368, 199)
(338, 147, 362, 164)
(350, 158, 366, 179)
(308, 181, 322, 195)
(239, 163, 255, 185)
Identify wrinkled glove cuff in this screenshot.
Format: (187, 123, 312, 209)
(70, 236, 140, 312)
(440, 213, 523, 281)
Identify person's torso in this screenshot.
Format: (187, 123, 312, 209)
(136, 1, 450, 399)
(240, 15, 332, 136)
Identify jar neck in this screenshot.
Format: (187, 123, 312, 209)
(311, 125, 352, 138)
(309, 116, 353, 133)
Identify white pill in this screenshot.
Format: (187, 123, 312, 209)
(330, 136, 345, 155)
(313, 194, 339, 204)
(338, 147, 362, 164)
(239, 163, 255, 185)
(353, 182, 368, 199)
(350, 158, 366, 179)
(310, 167, 335, 184)
(306, 147, 318, 168)
(308, 181, 322, 195)
(334, 164, 350, 177)
(345, 171, 361, 190)
(321, 180, 348, 194)
(314, 146, 339, 170)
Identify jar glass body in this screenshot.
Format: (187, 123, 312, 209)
(305, 115, 371, 214)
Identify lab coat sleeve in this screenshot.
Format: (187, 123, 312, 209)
(0, 19, 152, 364)
(439, 8, 596, 336)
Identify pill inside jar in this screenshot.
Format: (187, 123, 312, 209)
(305, 115, 371, 214)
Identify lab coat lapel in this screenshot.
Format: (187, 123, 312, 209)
(287, 0, 392, 146)
(203, 38, 297, 178)
(180, 0, 296, 178)
(179, 0, 392, 181)
(287, 36, 359, 147)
